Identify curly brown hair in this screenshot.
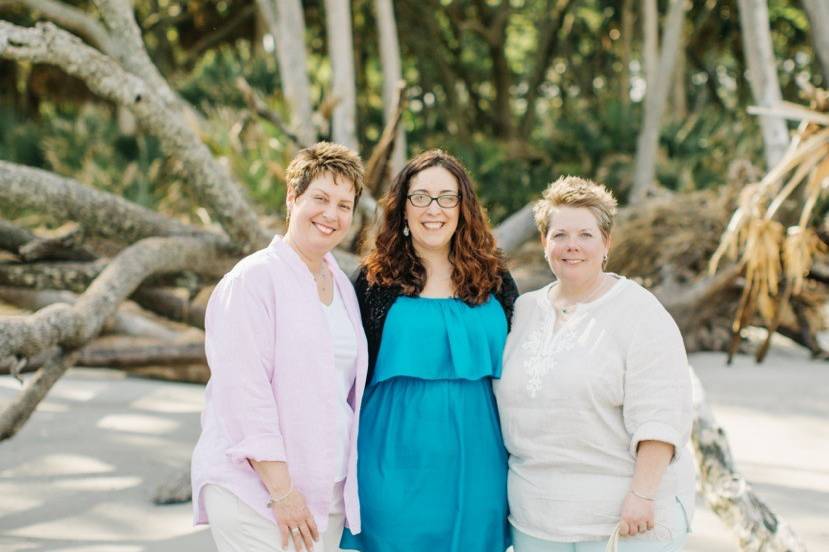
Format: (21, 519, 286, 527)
(363, 150, 505, 304)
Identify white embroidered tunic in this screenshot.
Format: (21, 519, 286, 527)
(493, 276, 695, 542)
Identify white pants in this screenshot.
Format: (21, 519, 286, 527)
(203, 483, 346, 552)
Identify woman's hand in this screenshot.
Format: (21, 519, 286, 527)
(618, 491, 655, 537)
(272, 489, 320, 551)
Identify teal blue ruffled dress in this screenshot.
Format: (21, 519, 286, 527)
(340, 295, 510, 552)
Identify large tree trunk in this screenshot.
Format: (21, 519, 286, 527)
(255, 0, 317, 147)
(736, 0, 790, 168)
(801, 0, 829, 84)
(642, 0, 658, 87)
(325, 0, 359, 150)
(374, 0, 406, 176)
(630, 0, 687, 201)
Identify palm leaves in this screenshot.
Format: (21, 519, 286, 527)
(710, 89, 829, 361)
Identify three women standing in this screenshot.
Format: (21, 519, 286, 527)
(192, 143, 368, 552)
(340, 150, 517, 552)
(494, 176, 694, 551)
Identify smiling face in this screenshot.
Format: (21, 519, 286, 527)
(285, 172, 356, 257)
(405, 166, 460, 256)
(542, 206, 609, 285)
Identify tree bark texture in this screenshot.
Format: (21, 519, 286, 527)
(0, 237, 225, 362)
(690, 370, 808, 551)
(0, 350, 72, 440)
(0, 22, 269, 253)
(642, 0, 658, 88)
(801, 0, 829, 84)
(325, 0, 359, 150)
(0, 161, 223, 246)
(374, 0, 406, 176)
(630, 0, 687, 201)
(255, 0, 317, 147)
(0, 287, 182, 341)
(736, 0, 790, 168)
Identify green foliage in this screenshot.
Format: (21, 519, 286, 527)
(0, 103, 167, 210)
(2, 0, 822, 230)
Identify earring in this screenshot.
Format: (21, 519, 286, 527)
(603, 254, 608, 265)
(403, 224, 410, 237)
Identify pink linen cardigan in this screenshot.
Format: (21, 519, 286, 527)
(191, 235, 368, 533)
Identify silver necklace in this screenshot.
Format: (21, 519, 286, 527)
(553, 274, 607, 317)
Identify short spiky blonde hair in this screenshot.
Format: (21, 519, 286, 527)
(534, 176, 618, 241)
(285, 142, 364, 206)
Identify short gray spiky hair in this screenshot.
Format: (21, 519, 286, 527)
(533, 176, 618, 241)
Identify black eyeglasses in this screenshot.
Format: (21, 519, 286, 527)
(407, 193, 461, 208)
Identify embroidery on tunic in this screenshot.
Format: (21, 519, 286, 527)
(521, 305, 588, 397)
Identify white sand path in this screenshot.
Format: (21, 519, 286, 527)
(1, 346, 827, 551)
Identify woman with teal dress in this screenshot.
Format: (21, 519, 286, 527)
(340, 150, 517, 552)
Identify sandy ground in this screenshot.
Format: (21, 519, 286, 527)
(1, 345, 828, 552)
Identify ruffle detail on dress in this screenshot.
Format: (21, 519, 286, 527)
(372, 295, 507, 385)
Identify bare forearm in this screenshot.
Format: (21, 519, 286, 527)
(631, 440, 674, 497)
(250, 459, 292, 496)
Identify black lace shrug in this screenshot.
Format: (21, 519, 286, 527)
(352, 267, 519, 384)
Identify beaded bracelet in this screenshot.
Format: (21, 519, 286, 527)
(266, 483, 294, 507)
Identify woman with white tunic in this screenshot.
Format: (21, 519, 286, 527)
(493, 176, 694, 551)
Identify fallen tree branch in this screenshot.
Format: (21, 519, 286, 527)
(131, 287, 207, 329)
(0, 258, 109, 293)
(0, 287, 180, 341)
(17, 222, 96, 261)
(0, 218, 35, 253)
(0, 349, 73, 440)
(0, 161, 229, 247)
(0, 236, 226, 362)
(75, 340, 204, 367)
(690, 369, 807, 551)
(9, 0, 114, 54)
(0, 22, 269, 253)
(494, 201, 536, 255)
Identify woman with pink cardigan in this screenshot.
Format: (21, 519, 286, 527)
(191, 143, 368, 552)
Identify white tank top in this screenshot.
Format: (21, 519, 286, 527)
(322, 285, 358, 481)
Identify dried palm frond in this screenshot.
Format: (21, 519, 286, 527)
(711, 88, 829, 360)
(784, 227, 825, 295)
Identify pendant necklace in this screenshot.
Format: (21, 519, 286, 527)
(554, 274, 607, 318)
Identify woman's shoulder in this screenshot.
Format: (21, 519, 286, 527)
(221, 247, 283, 287)
(512, 284, 550, 316)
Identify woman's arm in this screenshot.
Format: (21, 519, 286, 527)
(250, 460, 319, 551)
(618, 440, 674, 536)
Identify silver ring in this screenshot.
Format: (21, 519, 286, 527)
(291, 527, 300, 534)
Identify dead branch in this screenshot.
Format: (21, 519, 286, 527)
(131, 287, 207, 329)
(690, 370, 807, 551)
(0, 22, 269, 253)
(75, 340, 204, 367)
(17, 223, 95, 262)
(0, 258, 108, 293)
(0, 350, 73, 440)
(0, 237, 225, 363)
(364, 81, 407, 196)
(494, 202, 536, 255)
(8, 0, 114, 53)
(0, 287, 180, 341)
(0, 218, 35, 253)
(92, 0, 187, 114)
(0, 161, 229, 247)
(236, 76, 303, 149)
